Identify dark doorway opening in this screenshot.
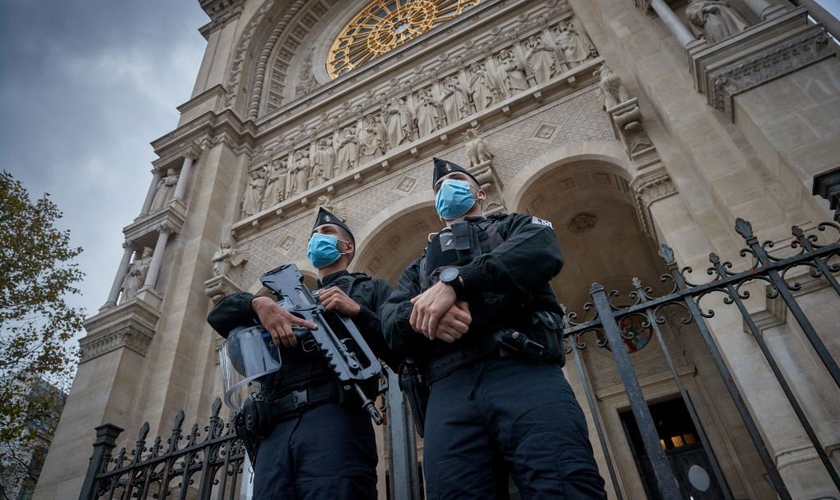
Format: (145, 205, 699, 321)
(620, 397, 729, 499)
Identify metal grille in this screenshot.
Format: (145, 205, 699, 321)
(566, 218, 840, 500)
(79, 398, 246, 500)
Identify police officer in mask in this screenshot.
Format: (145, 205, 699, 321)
(208, 207, 399, 500)
(381, 158, 607, 499)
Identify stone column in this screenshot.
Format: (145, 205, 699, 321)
(651, 0, 696, 46)
(101, 243, 135, 310)
(139, 170, 162, 217)
(173, 152, 197, 201)
(143, 224, 173, 289)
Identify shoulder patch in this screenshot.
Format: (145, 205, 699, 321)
(530, 215, 553, 229)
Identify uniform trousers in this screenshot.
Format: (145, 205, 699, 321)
(423, 356, 607, 500)
(253, 402, 377, 500)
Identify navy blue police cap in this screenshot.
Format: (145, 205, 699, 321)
(432, 157, 480, 190)
(312, 207, 355, 243)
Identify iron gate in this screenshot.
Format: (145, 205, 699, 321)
(78, 218, 840, 500)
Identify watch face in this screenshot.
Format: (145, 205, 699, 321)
(327, 0, 482, 78)
(440, 267, 458, 283)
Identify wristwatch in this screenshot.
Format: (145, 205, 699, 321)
(439, 267, 465, 295)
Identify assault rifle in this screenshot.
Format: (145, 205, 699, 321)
(261, 263, 384, 424)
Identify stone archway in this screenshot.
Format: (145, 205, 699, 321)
(506, 154, 763, 499)
(351, 193, 440, 285)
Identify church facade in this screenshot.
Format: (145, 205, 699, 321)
(35, 0, 840, 498)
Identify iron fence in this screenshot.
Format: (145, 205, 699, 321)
(79, 398, 246, 500)
(79, 218, 840, 500)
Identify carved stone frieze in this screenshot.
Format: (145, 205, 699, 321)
(231, 61, 604, 239)
(691, 8, 833, 120)
(630, 165, 678, 240)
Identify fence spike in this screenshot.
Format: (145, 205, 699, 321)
(658, 244, 675, 264)
(735, 217, 753, 239)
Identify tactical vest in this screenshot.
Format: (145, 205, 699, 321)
(417, 214, 565, 380)
(419, 215, 504, 287)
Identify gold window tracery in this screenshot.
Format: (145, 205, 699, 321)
(327, 0, 481, 79)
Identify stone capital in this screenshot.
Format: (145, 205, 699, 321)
(631, 165, 678, 240)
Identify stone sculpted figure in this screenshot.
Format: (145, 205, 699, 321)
(415, 87, 440, 137)
(398, 98, 417, 142)
(595, 63, 641, 131)
(263, 159, 288, 207)
(685, 0, 749, 44)
(468, 62, 500, 113)
(553, 20, 597, 68)
(440, 75, 469, 125)
(385, 97, 414, 148)
(358, 115, 384, 165)
(295, 48, 317, 97)
(241, 168, 267, 217)
(498, 49, 529, 97)
(463, 126, 494, 168)
(312, 139, 336, 186)
(336, 127, 358, 173)
(120, 247, 153, 304)
(595, 63, 630, 110)
(150, 168, 179, 212)
(525, 35, 558, 84)
(292, 151, 311, 195)
(212, 239, 234, 277)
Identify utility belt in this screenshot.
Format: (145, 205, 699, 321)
(241, 379, 341, 438)
(426, 311, 566, 383)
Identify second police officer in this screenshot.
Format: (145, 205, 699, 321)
(381, 158, 608, 499)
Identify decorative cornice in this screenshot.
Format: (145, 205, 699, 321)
(690, 8, 833, 120)
(152, 142, 203, 172)
(709, 27, 831, 119)
(151, 109, 258, 159)
(79, 326, 155, 362)
(80, 300, 161, 362)
(123, 201, 186, 248)
(199, 0, 246, 39)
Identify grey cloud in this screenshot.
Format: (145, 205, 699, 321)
(1, 0, 208, 331)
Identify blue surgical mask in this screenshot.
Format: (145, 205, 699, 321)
(307, 233, 343, 268)
(435, 179, 475, 220)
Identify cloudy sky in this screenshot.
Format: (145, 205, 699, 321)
(0, 0, 209, 340)
(2, 0, 839, 344)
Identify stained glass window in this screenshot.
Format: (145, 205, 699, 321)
(327, 0, 481, 78)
